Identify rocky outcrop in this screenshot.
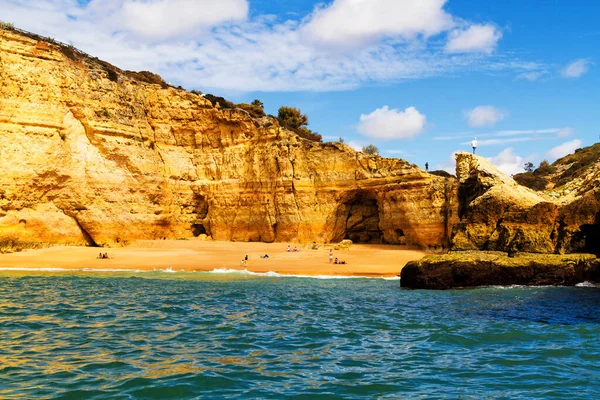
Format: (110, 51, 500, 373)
(0, 29, 459, 251)
(401, 251, 599, 289)
(452, 152, 600, 255)
(402, 152, 600, 289)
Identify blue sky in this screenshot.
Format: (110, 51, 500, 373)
(1, 0, 598, 174)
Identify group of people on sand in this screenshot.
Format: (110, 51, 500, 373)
(97, 253, 109, 259)
(286, 245, 300, 252)
(328, 249, 346, 265)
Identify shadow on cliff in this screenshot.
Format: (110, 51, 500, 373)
(329, 191, 383, 244)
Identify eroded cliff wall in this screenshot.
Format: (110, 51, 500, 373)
(0, 29, 458, 250)
(452, 152, 600, 254)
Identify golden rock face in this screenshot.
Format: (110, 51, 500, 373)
(0, 30, 458, 251)
(452, 152, 600, 255)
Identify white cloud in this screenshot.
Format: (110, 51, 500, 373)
(495, 128, 573, 137)
(445, 24, 502, 54)
(346, 141, 365, 152)
(465, 106, 505, 128)
(0, 0, 540, 92)
(385, 149, 408, 155)
(561, 59, 592, 78)
(462, 137, 531, 146)
(488, 148, 525, 176)
(557, 128, 574, 138)
(304, 0, 454, 47)
(516, 71, 546, 81)
(119, 0, 249, 41)
(434, 151, 460, 175)
(545, 139, 583, 161)
(357, 106, 426, 140)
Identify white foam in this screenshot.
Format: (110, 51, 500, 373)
(489, 284, 559, 289)
(82, 268, 145, 273)
(206, 268, 395, 280)
(0, 266, 398, 280)
(0, 267, 69, 272)
(209, 268, 252, 275)
(576, 281, 599, 288)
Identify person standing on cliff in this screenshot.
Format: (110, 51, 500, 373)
(471, 137, 478, 154)
(425, 162, 429, 171)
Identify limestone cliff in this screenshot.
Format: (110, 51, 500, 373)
(0, 28, 458, 251)
(402, 153, 600, 289)
(451, 152, 600, 255)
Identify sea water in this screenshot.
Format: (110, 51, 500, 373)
(0, 271, 599, 399)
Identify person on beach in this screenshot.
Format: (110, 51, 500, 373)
(287, 245, 291, 252)
(329, 250, 333, 263)
(98, 252, 103, 259)
(293, 246, 299, 252)
(245, 255, 248, 261)
(334, 257, 339, 264)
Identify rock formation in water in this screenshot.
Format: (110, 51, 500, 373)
(0, 28, 459, 251)
(401, 251, 600, 290)
(402, 151, 600, 289)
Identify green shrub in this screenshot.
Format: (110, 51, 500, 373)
(204, 94, 234, 109)
(236, 103, 266, 119)
(513, 172, 547, 191)
(277, 106, 308, 130)
(535, 160, 555, 175)
(362, 144, 379, 155)
(523, 162, 535, 172)
(296, 126, 322, 142)
(1, 21, 15, 30)
(277, 106, 321, 142)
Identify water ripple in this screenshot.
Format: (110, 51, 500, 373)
(0, 273, 599, 399)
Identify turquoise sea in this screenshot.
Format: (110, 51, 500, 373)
(1, 271, 599, 399)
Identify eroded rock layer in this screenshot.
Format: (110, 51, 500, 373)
(452, 152, 600, 255)
(0, 29, 458, 250)
(401, 251, 599, 290)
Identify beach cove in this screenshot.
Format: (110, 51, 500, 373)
(0, 241, 426, 278)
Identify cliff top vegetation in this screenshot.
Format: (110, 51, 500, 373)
(514, 142, 600, 190)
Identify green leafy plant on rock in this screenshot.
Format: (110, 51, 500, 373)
(277, 106, 322, 142)
(362, 144, 379, 155)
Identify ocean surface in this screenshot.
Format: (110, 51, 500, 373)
(1, 271, 599, 399)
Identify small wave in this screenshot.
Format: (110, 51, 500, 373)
(576, 281, 598, 288)
(488, 284, 558, 289)
(206, 268, 394, 280)
(82, 268, 145, 273)
(0, 267, 70, 272)
(209, 268, 252, 275)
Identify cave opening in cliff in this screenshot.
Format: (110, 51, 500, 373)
(192, 224, 207, 237)
(580, 224, 600, 255)
(333, 195, 383, 244)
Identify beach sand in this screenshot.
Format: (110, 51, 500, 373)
(0, 240, 425, 278)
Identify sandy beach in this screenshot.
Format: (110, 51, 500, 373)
(0, 240, 426, 278)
